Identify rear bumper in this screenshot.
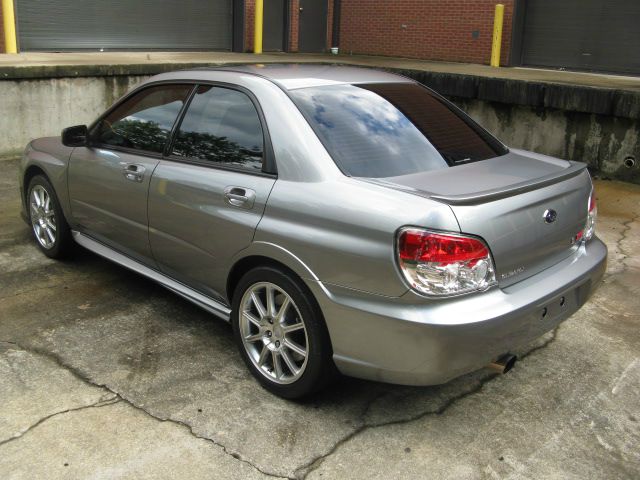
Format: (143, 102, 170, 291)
(309, 237, 607, 386)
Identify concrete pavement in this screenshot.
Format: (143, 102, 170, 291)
(0, 157, 639, 479)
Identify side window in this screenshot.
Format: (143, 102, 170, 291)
(171, 86, 264, 171)
(91, 84, 193, 154)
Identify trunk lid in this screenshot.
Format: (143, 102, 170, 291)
(373, 149, 592, 287)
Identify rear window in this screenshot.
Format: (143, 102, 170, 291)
(290, 83, 507, 178)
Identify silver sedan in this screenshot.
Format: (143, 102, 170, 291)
(19, 65, 606, 398)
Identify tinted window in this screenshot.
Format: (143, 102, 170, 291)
(172, 86, 264, 171)
(291, 83, 507, 178)
(92, 84, 192, 153)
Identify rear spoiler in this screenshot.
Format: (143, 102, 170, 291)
(429, 162, 588, 206)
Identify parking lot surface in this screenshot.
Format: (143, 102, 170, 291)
(1, 157, 639, 479)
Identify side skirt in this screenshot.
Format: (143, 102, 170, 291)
(71, 231, 231, 322)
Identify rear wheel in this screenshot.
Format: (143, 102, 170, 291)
(27, 175, 73, 258)
(231, 266, 335, 398)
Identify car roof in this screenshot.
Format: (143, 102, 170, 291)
(190, 63, 415, 90)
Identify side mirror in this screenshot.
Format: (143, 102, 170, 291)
(61, 125, 88, 147)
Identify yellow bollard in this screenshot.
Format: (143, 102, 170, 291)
(490, 3, 504, 67)
(2, 0, 18, 53)
(254, 0, 263, 54)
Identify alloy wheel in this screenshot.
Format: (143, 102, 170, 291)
(239, 282, 309, 384)
(30, 185, 57, 249)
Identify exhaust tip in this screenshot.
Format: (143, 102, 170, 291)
(487, 354, 517, 374)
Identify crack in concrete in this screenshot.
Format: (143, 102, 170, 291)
(115, 396, 293, 480)
(0, 340, 291, 480)
(601, 211, 638, 285)
(293, 328, 560, 479)
(616, 212, 638, 268)
(0, 395, 120, 447)
(0, 327, 561, 480)
(293, 380, 491, 479)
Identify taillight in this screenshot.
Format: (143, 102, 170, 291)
(584, 189, 597, 241)
(397, 228, 497, 296)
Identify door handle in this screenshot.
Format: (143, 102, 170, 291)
(121, 163, 146, 183)
(224, 186, 256, 209)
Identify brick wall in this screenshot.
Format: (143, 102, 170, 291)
(289, 0, 299, 52)
(245, 0, 255, 52)
(339, 0, 514, 65)
(243, 1, 513, 64)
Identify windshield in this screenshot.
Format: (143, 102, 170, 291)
(290, 83, 507, 178)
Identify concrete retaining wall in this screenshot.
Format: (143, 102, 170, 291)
(0, 75, 148, 158)
(393, 69, 640, 183)
(1, 69, 638, 183)
(457, 99, 639, 183)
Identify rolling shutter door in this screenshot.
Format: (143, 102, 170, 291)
(521, 0, 640, 75)
(16, 0, 232, 51)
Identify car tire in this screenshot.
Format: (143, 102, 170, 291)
(231, 266, 335, 399)
(27, 175, 73, 259)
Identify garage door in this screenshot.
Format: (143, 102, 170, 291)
(16, 0, 232, 51)
(521, 0, 640, 75)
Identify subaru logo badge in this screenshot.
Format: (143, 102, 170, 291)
(543, 209, 557, 224)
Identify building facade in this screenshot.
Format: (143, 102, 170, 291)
(1, 1, 638, 75)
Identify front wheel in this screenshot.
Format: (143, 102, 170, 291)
(27, 175, 73, 258)
(231, 266, 335, 399)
